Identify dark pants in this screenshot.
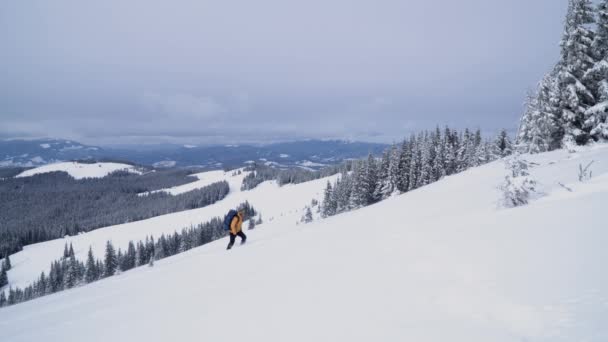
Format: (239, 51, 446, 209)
(227, 231, 247, 249)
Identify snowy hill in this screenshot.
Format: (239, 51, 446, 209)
(6, 168, 333, 289)
(15, 162, 142, 180)
(1, 146, 608, 341)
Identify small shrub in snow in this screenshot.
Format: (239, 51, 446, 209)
(301, 207, 313, 223)
(578, 161, 594, 182)
(499, 154, 537, 208)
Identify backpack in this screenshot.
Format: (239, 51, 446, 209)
(223, 210, 238, 231)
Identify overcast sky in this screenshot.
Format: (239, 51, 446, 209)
(0, 0, 569, 145)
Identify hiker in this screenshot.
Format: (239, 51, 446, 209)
(226, 209, 247, 250)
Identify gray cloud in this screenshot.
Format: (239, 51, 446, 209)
(0, 0, 570, 145)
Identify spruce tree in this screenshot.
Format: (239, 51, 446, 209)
(85, 247, 98, 283)
(493, 129, 513, 158)
(585, 0, 608, 140)
(0, 266, 8, 288)
(103, 241, 118, 277)
(303, 207, 313, 223)
(68, 243, 75, 258)
(63, 243, 69, 259)
(557, 0, 596, 145)
(64, 254, 78, 289)
(3, 254, 11, 271)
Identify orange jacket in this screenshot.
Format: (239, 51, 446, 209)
(230, 212, 244, 235)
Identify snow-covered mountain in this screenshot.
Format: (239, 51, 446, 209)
(1, 145, 608, 341)
(15, 162, 142, 180)
(0, 139, 103, 167)
(0, 138, 387, 170)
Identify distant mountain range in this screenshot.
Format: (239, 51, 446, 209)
(0, 139, 388, 170)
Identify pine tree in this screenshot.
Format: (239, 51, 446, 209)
(85, 247, 98, 283)
(364, 153, 379, 205)
(68, 243, 75, 258)
(396, 140, 412, 192)
(63, 243, 69, 259)
(303, 207, 313, 223)
(0, 266, 8, 288)
(3, 254, 11, 271)
(493, 129, 513, 158)
(103, 241, 118, 278)
(124, 241, 136, 271)
(248, 219, 256, 230)
(0, 290, 6, 307)
(375, 148, 391, 200)
(557, 0, 596, 145)
(64, 254, 78, 289)
(585, 0, 608, 140)
(386, 144, 400, 195)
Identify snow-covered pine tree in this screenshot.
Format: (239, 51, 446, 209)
(375, 148, 391, 200)
(349, 161, 365, 209)
(3, 254, 11, 271)
(248, 219, 256, 230)
(64, 253, 79, 289)
(84, 246, 98, 283)
(0, 265, 8, 288)
(63, 243, 69, 259)
(0, 289, 6, 306)
(103, 240, 118, 277)
(493, 129, 513, 158)
(364, 153, 379, 205)
(396, 139, 412, 192)
(303, 207, 313, 223)
(68, 243, 75, 258)
(432, 128, 447, 181)
(321, 181, 336, 217)
(585, 0, 608, 140)
(499, 153, 537, 208)
(443, 127, 458, 175)
(408, 135, 421, 191)
(557, 0, 596, 145)
(386, 144, 400, 195)
(419, 132, 433, 186)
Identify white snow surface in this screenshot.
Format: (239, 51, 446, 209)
(139, 170, 231, 196)
(39, 143, 51, 149)
(15, 162, 141, 179)
(2, 145, 608, 341)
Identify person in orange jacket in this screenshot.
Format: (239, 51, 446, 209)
(227, 210, 247, 250)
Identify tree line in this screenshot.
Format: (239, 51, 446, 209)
(0, 169, 229, 256)
(518, 0, 608, 152)
(0, 202, 258, 308)
(321, 127, 512, 217)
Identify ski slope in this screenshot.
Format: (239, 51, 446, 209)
(2, 146, 608, 341)
(15, 161, 141, 179)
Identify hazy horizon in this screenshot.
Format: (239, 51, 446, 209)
(1, 0, 570, 145)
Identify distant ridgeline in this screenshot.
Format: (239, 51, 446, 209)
(518, 0, 608, 152)
(0, 169, 229, 256)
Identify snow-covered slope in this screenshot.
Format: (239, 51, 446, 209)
(139, 170, 230, 196)
(6, 168, 333, 289)
(15, 162, 141, 179)
(2, 146, 608, 341)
